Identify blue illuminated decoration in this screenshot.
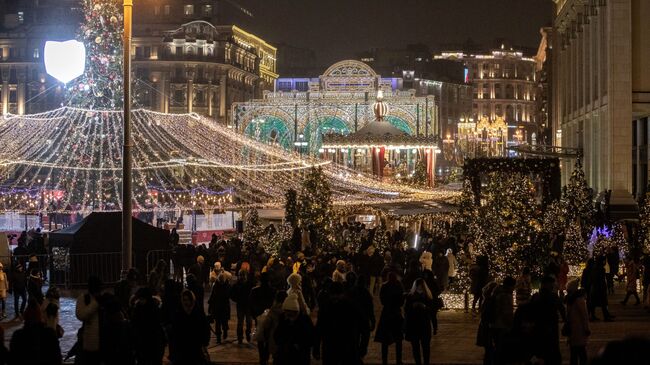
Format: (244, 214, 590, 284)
(244, 116, 293, 149)
(304, 116, 350, 153)
(385, 116, 413, 134)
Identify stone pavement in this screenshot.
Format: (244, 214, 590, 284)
(0, 283, 647, 364)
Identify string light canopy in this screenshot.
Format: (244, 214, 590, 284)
(0, 107, 458, 214)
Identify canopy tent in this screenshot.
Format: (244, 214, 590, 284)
(48, 212, 169, 285)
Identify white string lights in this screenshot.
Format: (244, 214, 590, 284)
(0, 107, 459, 213)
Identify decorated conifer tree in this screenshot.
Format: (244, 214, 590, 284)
(372, 223, 390, 253)
(244, 208, 263, 251)
(563, 219, 589, 264)
(284, 188, 298, 228)
(639, 189, 650, 254)
(473, 172, 542, 278)
(66, 0, 124, 109)
(452, 179, 477, 237)
(298, 166, 333, 249)
(411, 157, 428, 187)
(564, 158, 594, 231)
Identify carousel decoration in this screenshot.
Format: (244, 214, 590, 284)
(320, 91, 439, 187)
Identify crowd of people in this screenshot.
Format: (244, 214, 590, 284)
(0, 222, 649, 365)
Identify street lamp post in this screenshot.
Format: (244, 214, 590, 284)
(122, 0, 133, 272)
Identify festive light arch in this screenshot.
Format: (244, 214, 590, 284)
(0, 107, 457, 213)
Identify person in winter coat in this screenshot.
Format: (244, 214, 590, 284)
(475, 281, 498, 365)
(10, 263, 26, 319)
(515, 267, 533, 306)
(621, 258, 641, 305)
(404, 278, 434, 365)
(208, 262, 223, 287)
(446, 249, 457, 285)
(369, 247, 385, 295)
(565, 280, 590, 365)
(100, 295, 135, 365)
(169, 290, 210, 365)
(188, 255, 206, 286)
(131, 288, 166, 365)
(273, 293, 315, 365)
(319, 281, 364, 365)
(589, 255, 613, 321)
(374, 271, 405, 365)
(41, 287, 62, 338)
(286, 273, 310, 315)
(433, 252, 450, 291)
(256, 291, 287, 365)
(581, 258, 595, 318)
(419, 251, 433, 272)
(470, 256, 489, 311)
(75, 275, 103, 364)
(491, 276, 516, 363)
(186, 274, 205, 315)
(9, 300, 62, 365)
(332, 260, 347, 283)
(346, 272, 375, 359)
(148, 260, 167, 296)
(208, 272, 231, 344)
(529, 275, 566, 365)
(26, 267, 43, 305)
(249, 272, 276, 322)
(0, 263, 8, 318)
(231, 267, 255, 344)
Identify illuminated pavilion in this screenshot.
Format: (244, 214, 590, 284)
(231, 60, 437, 154)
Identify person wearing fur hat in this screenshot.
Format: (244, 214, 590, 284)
(332, 260, 347, 283)
(209, 261, 223, 287)
(286, 273, 310, 315)
(273, 293, 315, 365)
(0, 263, 8, 318)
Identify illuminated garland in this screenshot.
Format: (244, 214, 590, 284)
(0, 108, 460, 214)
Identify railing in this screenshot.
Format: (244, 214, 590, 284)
(508, 144, 582, 158)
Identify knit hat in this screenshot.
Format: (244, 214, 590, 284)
(282, 293, 300, 312)
(287, 272, 302, 288)
(196, 255, 205, 264)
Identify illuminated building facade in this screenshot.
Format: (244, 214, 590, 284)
(435, 47, 539, 145)
(0, 0, 277, 122)
(232, 60, 437, 154)
(552, 0, 650, 203)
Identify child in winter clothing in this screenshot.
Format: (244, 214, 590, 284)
(0, 263, 8, 318)
(332, 260, 347, 283)
(286, 273, 310, 315)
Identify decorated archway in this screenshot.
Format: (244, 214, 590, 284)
(243, 116, 293, 149)
(304, 116, 350, 153)
(385, 115, 413, 135)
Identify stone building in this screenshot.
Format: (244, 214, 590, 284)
(434, 46, 539, 144)
(552, 0, 650, 203)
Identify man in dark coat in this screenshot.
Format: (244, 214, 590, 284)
(249, 272, 275, 321)
(169, 290, 210, 365)
(231, 268, 255, 344)
(273, 294, 315, 365)
(345, 273, 375, 360)
(208, 273, 231, 344)
(319, 281, 364, 365)
(9, 300, 62, 365)
(529, 276, 566, 365)
(590, 255, 613, 321)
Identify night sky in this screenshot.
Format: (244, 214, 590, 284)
(234, 0, 554, 65)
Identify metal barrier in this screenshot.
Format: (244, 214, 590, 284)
(146, 249, 173, 275)
(48, 252, 122, 288)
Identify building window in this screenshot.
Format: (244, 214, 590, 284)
(174, 89, 185, 103)
(154, 6, 160, 15)
(203, 5, 212, 16)
(495, 104, 502, 117)
(197, 47, 203, 57)
(33, 48, 39, 59)
(278, 81, 291, 91)
(184, 5, 194, 16)
(295, 81, 308, 91)
(164, 5, 171, 15)
(144, 46, 151, 58)
(9, 90, 17, 103)
(495, 84, 502, 99)
(175, 46, 183, 56)
(18, 12, 24, 24)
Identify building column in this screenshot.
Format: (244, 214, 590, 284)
(1, 81, 8, 115)
(186, 69, 195, 113)
(207, 79, 213, 117)
(219, 73, 227, 121)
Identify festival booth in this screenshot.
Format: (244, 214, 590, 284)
(321, 91, 439, 186)
(49, 212, 169, 286)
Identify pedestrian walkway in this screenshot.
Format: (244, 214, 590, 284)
(0, 283, 646, 364)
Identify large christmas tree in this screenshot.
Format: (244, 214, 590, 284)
(563, 219, 589, 264)
(66, 0, 123, 109)
(639, 188, 650, 254)
(284, 188, 298, 228)
(298, 166, 333, 249)
(244, 208, 263, 252)
(472, 172, 542, 278)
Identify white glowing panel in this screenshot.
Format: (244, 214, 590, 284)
(44, 40, 86, 84)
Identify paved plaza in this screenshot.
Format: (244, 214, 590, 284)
(0, 282, 647, 364)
